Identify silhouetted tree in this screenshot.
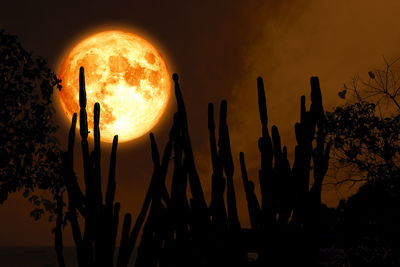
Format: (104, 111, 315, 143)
(0, 29, 62, 219)
(326, 58, 400, 187)
(325, 58, 400, 266)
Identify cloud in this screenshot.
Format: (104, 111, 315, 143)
(226, 0, 400, 207)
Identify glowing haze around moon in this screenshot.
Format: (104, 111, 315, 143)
(58, 30, 170, 143)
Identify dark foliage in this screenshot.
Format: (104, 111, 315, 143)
(324, 59, 400, 266)
(0, 29, 62, 217)
(326, 101, 400, 184)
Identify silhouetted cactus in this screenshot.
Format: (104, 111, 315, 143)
(239, 152, 261, 231)
(207, 100, 247, 267)
(134, 74, 331, 267)
(208, 103, 228, 228)
(238, 76, 331, 266)
(218, 101, 240, 230)
(58, 68, 331, 267)
(60, 67, 155, 267)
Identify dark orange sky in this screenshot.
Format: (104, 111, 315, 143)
(1, 0, 400, 246)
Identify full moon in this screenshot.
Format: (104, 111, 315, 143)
(58, 30, 170, 143)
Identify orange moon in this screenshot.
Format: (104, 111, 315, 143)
(58, 30, 170, 143)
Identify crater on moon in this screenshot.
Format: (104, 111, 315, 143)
(58, 30, 170, 143)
